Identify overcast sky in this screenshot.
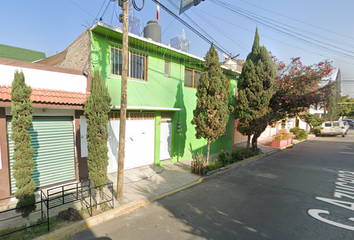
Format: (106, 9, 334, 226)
(1, 0, 354, 97)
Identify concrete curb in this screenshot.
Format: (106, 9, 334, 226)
(35, 178, 203, 240)
(204, 149, 280, 179)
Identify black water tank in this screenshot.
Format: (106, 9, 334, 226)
(144, 20, 161, 43)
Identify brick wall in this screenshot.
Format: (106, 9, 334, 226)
(55, 29, 91, 74)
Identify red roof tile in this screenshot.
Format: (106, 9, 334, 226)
(0, 85, 87, 105)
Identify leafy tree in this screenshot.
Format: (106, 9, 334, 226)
(324, 69, 341, 120)
(299, 112, 323, 130)
(234, 28, 276, 149)
(191, 44, 232, 166)
(11, 71, 36, 231)
(269, 56, 334, 124)
(340, 95, 354, 117)
(84, 69, 111, 207)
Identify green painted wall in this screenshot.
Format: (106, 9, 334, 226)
(91, 30, 238, 164)
(154, 111, 161, 165)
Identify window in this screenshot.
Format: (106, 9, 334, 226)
(184, 68, 202, 88)
(165, 61, 170, 78)
(111, 46, 147, 81)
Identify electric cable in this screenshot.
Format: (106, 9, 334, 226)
(211, 0, 354, 60)
(166, 0, 230, 54)
(101, 0, 112, 21)
(213, 0, 354, 54)
(69, 0, 97, 21)
(133, 0, 145, 11)
(238, 0, 354, 42)
(93, 0, 108, 25)
(194, 8, 354, 66)
(150, 0, 229, 54)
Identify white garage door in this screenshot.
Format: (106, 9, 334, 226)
(107, 112, 155, 173)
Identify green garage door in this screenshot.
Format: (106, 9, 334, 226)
(7, 116, 76, 193)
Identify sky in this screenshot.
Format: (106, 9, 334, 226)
(1, 0, 354, 98)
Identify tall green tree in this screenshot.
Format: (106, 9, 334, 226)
(11, 71, 36, 231)
(191, 44, 232, 166)
(84, 69, 111, 206)
(234, 28, 276, 148)
(324, 69, 341, 120)
(340, 95, 354, 117)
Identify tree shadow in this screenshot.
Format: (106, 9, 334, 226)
(173, 81, 187, 161)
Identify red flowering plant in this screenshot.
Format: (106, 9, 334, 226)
(268, 55, 334, 124)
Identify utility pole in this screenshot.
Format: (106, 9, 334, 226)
(117, 0, 129, 202)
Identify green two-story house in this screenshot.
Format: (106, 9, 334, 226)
(40, 21, 240, 174)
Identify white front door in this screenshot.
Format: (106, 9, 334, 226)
(107, 119, 120, 173)
(107, 112, 155, 173)
(125, 117, 155, 169)
(160, 120, 172, 160)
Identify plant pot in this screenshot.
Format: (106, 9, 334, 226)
(271, 139, 291, 148)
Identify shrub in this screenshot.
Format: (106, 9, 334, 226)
(190, 150, 206, 175)
(311, 126, 321, 136)
(290, 127, 308, 140)
(217, 150, 227, 166)
(208, 161, 223, 171)
(272, 132, 293, 141)
(231, 148, 243, 162)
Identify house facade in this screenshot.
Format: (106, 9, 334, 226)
(0, 58, 89, 199)
(41, 22, 240, 173)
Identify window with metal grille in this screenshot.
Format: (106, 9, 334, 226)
(184, 67, 201, 88)
(111, 46, 147, 81)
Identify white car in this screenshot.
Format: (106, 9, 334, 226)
(320, 121, 349, 137)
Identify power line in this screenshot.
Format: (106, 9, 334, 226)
(238, 0, 354, 42)
(195, 8, 354, 66)
(93, 0, 108, 25)
(211, 0, 354, 60)
(151, 0, 229, 54)
(191, 8, 248, 52)
(166, 0, 229, 54)
(69, 0, 97, 21)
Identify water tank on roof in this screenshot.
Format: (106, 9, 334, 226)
(144, 20, 161, 43)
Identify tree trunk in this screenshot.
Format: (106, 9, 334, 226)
(247, 135, 251, 148)
(252, 133, 259, 149)
(96, 190, 102, 211)
(26, 216, 31, 231)
(206, 139, 210, 167)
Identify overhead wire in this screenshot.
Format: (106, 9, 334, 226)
(69, 0, 97, 20)
(191, 8, 248, 53)
(210, 0, 354, 60)
(166, 0, 229, 54)
(194, 8, 354, 66)
(101, 0, 113, 21)
(238, 0, 354, 42)
(93, 0, 108, 25)
(151, 0, 229, 54)
(213, 0, 354, 54)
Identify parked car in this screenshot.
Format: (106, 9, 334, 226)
(320, 121, 349, 137)
(343, 119, 354, 127)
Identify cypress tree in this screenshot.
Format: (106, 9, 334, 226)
(234, 28, 276, 148)
(84, 69, 111, 206)
(11, 71, 36, 230)
(191, 44, 232, 166)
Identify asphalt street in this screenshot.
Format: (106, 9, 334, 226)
(68, 129, 354, 240)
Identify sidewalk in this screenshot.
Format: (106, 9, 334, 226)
(0, 138, 280, 239)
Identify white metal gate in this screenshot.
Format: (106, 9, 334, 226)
(107, 112, 155, 173)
